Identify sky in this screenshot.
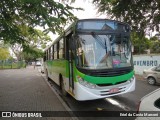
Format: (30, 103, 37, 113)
(10, 0, 103, 58)
(48, 0, 106, 40)
(47, 0, 158, 42)
(71, 0, 105, 19)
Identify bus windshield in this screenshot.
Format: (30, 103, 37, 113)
(75, 34, 132, 69)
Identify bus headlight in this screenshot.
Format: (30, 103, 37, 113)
(77, 76, 97, 89)
(129, 76, 135, 83)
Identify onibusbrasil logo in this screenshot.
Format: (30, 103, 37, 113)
(1, 112, 42, 118)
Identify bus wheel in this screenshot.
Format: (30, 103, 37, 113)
(60, 76, 68, 96)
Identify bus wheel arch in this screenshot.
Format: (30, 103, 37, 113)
(59, 74, 68, 96)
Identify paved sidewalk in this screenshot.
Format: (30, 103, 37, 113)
(0, 66, 73, 120)
(135, 74, 144, 81)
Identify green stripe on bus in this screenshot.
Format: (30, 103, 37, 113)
(46, 60, 134, 85)
(84, 71, 134, 84)
(46, 60, 69, 77)
(75, 68, 134, 84)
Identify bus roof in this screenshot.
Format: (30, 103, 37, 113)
(44, 18, 129, 51)
(44, 22, 75, 51)
(77, 18, 129, 25)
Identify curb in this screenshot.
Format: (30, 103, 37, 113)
(135, 74, 144, 81)
(37, 69, 79, 120)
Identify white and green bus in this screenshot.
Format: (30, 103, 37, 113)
(44, 19, 135, 101)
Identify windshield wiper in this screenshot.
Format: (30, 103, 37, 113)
(91, 32, 106, 50)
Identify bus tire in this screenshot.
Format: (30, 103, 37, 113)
(60, 75, 68, 96)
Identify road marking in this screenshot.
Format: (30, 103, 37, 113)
(105, 98, 131, 111)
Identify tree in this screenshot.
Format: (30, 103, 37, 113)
(23, 48, 44, 62)
(92, 0, 160, 55)
(92, 0, 160, 34)
(0, 47, 10, 69)
(10, 43, 23, 61)
(0, 0, 80, 46)
(0, 41, 10, 60)
(17, 25, 52, 49)
(150, 35, 160, 53)
(0, 48, 10, 60)
(10, 27, 51, 61)
(131, 32, 151, 54)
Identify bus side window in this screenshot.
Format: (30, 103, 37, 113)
(52, 45, 54, 60)
(45, 51, 47, 61)
(50, 47, 53, 60)
(54, 44, 57, 59)
(57, 41, 59, 59)
(47, 49, 49, 60)
(59, 38, 64, 59)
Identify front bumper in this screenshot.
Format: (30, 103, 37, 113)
(74, 77, 136, 101)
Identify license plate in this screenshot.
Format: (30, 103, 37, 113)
(109, 88, 119, 93)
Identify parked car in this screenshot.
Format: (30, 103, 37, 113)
(35, 61, 42, 66)
(136, 88, 160, 120)
(143, 66, 160, 85)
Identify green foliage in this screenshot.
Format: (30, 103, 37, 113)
(150, 36, 160, 53)
(93, 0, 160, 54)
(131, 32, 151, 54)
(150, 36, 159, 41)
(0, 41, 11, 62)
(23, 47, 44, 61)
(0, 47, 10, 60)
(93, 0, 160, 34)
(131, 32, 160, 54)
(10, 27, 51, 61)
(18, 25, 52, 49)
(0, 61, 26, 69)
(8, 56, 14, 61)
(0, 0, 80, 45)
(150, 40, 160, 53)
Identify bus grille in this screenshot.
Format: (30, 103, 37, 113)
(97, 80, 127, 87)
(89, 69, 131, 77)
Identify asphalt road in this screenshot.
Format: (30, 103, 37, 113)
(44, 72, 159, 119)
(0, 66, 74, 120)
(60, 80, 159, 120)
(1, 66, 158, 120)
(37, 66, 160, 120)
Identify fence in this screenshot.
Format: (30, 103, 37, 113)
(0, 60, 26, 69)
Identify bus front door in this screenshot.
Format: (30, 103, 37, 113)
(69, 49, 74, 93)
(67, 37, 74, 94)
